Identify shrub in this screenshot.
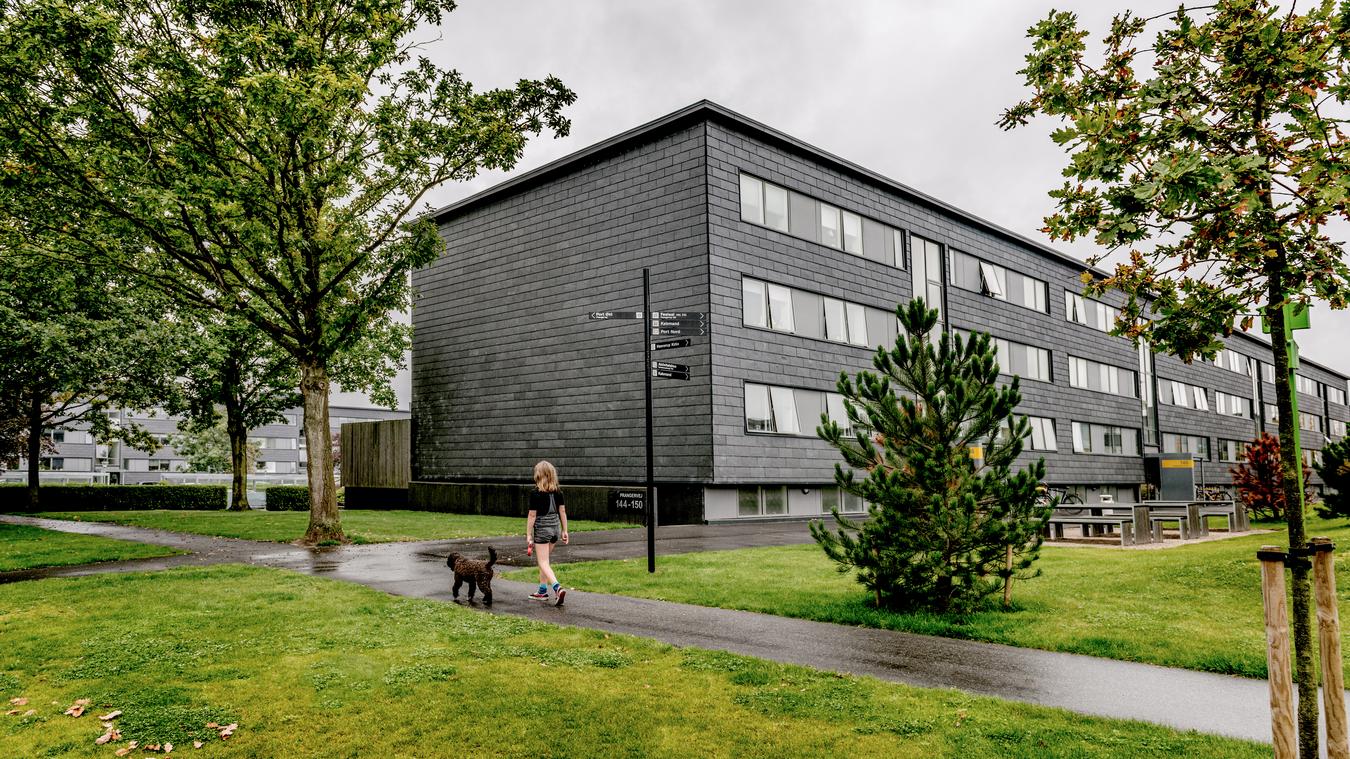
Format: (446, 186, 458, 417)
(0, 484, 226, 512)
(265, 486, 309, 511)
(1314, 439, 1350, 519)
(1231, 433, 1313, 520)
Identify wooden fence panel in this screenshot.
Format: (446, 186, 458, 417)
(341, 419, 411, 489)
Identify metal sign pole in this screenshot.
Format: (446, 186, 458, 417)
(643, 268, 656, 573)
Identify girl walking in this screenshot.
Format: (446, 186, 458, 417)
(526, 460, 569, 605)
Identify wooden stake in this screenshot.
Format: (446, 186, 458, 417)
(1312, 537, 1350, 759)
(1260, 545, 1298, 759)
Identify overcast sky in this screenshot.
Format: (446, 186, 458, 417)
(336, 0, 1349, 408)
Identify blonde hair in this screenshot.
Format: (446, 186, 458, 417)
(533, 460, 559, 492)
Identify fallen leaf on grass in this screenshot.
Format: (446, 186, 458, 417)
(193, 741, 203, 749)
(64, 698, 91, 717)
(22, 709, 34, 716)
(97, 710, 122, 720)
(219, 722, 237, 739)
(164, 742, 173, 753)
(4, 709, 20, 716)
(114, 741, 138, 757)
(9, 697, 27, 706)
(144, 743, 161, 751)
(95, 728, 121, 745)
(205, 722, 218, 729)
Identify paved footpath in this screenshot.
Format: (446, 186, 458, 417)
(1, 514, 1331, 746)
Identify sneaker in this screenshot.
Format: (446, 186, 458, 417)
(528, 592, 549, 601)
(554, 588, 566, 607)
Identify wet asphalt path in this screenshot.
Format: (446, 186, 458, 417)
(1, 513, 1331, 745)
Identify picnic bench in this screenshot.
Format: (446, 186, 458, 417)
(1046, 510, 1137, 546)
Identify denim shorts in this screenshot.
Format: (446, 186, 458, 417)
(533, 514, 560, 544)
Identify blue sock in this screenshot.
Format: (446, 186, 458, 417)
(538, 584, 547, 593)
(552, 582, 561, 592)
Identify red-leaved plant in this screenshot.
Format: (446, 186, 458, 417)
(1231, 433, 1313, 521)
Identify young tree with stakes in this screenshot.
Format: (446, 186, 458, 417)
(811, 299, 1052, 613)
(1000, 3, 1350, 750)
(0, 0, 575, 542)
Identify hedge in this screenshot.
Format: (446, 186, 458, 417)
(264, 486, 309, 511)
(0, 483, 227, 512)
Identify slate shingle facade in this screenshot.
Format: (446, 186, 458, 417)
(414, 101, 1348, 522)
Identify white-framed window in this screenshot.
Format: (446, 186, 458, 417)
(1328, 386, 1348, 406)
(147, 459, 172, 472)
(1024, 416, 1058, 451)
(963, 330, 1052, 383)
(1304, 449, 1324, 467)
(1218, 439, 1249, 463)
(1071, 422, 1140, 456)
(768, 386, 800, 435)
(1297, 375, 1319, 396)
(767, 284, 794, 333)
(1265, 404, 1280, 423)
(818, 203, 842, 249)
(1261, 362, 1276, 384)
(978, 261, 1006, 299)
(825, 394, 853, 436)
(739, 174, 764, 225)
(1163, 433, 1210, 459)
(845, 303, 868, 346)
(763, 183, 788, 232)
(1215, 391, 1252, 418)
(1160, 379, 1209, 410)
(1192, 386, 1209, 411)
(283, 413, 299, 426)
(821, 487, 866, 514)
(1069, 356, 1137, 397)
(1300, 412, 1323, 433)
(841, 210, 863, 254)
(1064, 291, 1120, 332)
(1331, 419, 1347, 439)
(738, 485, 788, 517)
(742, 278, 768, 329)
(745, 384, 774, 432)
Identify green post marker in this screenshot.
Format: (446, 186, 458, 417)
(1265, 301, 1311, 513)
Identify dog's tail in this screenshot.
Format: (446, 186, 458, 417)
(487, 546, 497, 568)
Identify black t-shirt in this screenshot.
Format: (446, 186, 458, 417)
(529, 489, 564, 516)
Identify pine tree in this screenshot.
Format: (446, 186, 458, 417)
(1314, 439, 1350, 520)
(811, 299, 1051, 612)
(1231, 433, 1312, 521)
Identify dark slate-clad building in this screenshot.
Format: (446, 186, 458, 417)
(411, 101, 1349, 523)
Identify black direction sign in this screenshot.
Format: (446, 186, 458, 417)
(652, 368, 691, 380)
(652, 361, 689, 373)
(651, 326, 707, 337)
(654, 311, 706, 320)
(590, 311, 643, 320)
(650, 318, 706, 329)
(652, 338, 691, 351)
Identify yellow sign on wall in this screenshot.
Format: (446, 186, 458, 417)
(1161, 458, 1195, 469)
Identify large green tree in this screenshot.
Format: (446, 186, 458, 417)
(811, 299, 1051, 612)
(0, 0, 574, 542)
(0, 248, 184, 506)
(1000, 2, 1350, 751)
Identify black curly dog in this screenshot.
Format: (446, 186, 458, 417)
(447, 546, 496, 606)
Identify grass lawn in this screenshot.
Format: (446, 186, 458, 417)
(0, 524, 180, 572)
(0, 566, 1261, 757)
(30, 509, 619, 544)
(509, 516, 1350, 680)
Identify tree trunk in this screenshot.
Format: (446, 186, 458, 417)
(26, 389, 41, 510)
(299, 359, 343, 544)
(1267, 272, 1318, 758)
(226, 413, 249, 511)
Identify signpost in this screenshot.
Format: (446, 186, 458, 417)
(589, 269, 707, 573)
